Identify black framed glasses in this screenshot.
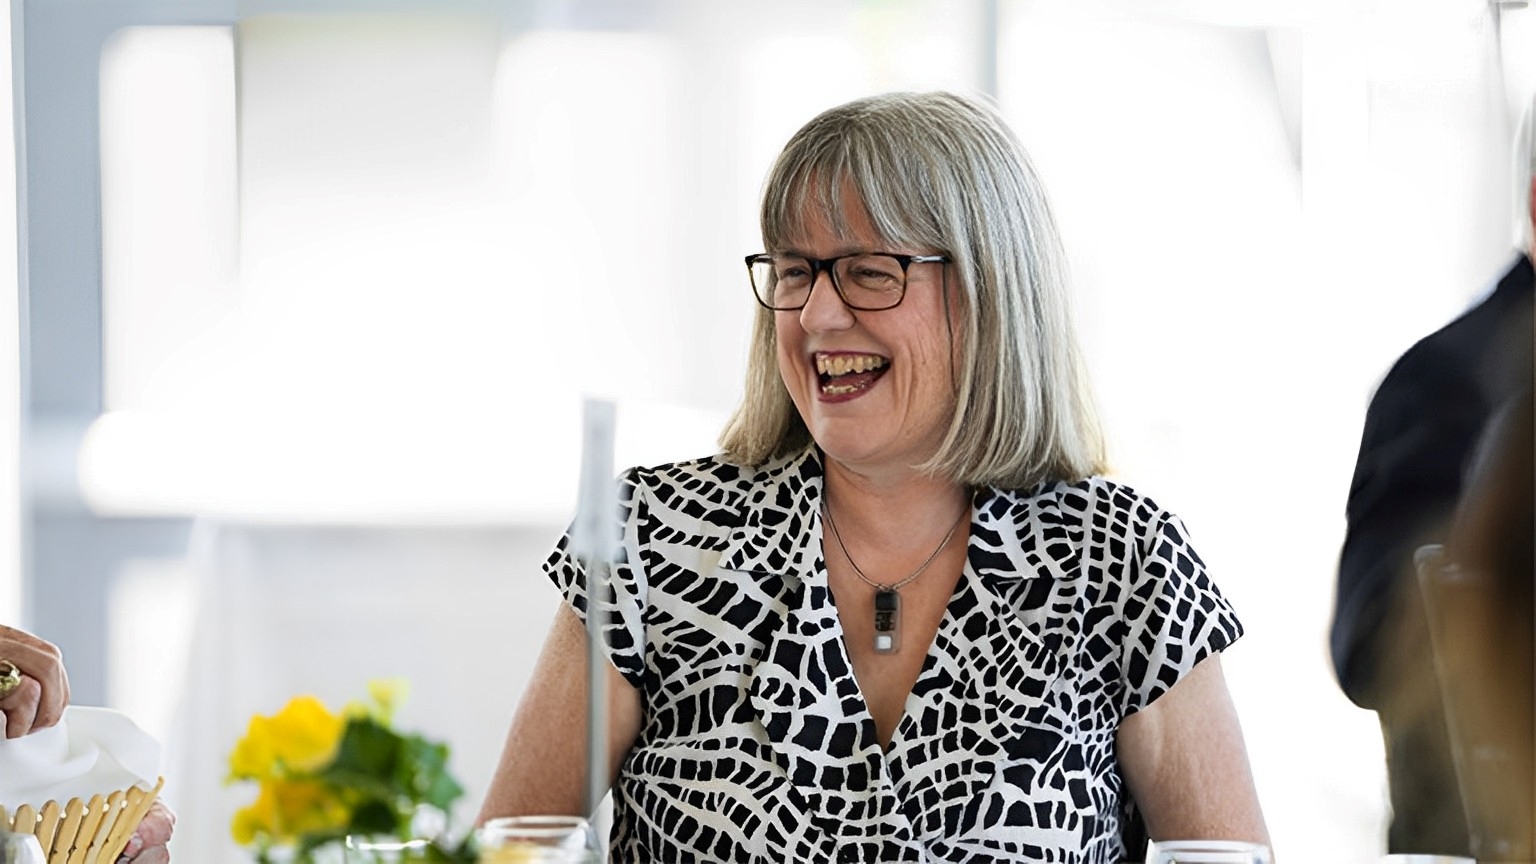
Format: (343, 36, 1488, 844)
(744, 252, 950, 311)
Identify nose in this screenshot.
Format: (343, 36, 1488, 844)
(797, 267, 856, 331)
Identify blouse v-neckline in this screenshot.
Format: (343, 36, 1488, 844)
(726, 449, 1073, 844)
(813, 510, 971, 756)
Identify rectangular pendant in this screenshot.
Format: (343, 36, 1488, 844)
(873, 588, 900, 655)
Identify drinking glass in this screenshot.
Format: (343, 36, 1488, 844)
(477, 816, 599, 863)
(341, 835, 433, 863)
(1147, 839, 1272, 864)
(0, 832, 45, 864)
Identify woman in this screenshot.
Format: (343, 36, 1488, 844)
(1, 624, 175, 863)
(481, 91, 1269, 862)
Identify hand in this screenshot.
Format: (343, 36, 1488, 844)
(115, 800, 174, 864)
(0, 625, 69, 738)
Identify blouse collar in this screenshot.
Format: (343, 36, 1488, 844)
(718, 446, 1082, 587)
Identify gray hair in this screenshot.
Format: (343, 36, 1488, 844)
(719, 91, 1106, 489)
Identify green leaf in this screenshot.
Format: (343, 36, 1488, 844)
(347, 798, 400, 836)
(396, 734, 464, 811)
(325, 718, 402, 779)
(419, 770, 464, 812)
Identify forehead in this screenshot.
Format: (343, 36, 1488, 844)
(776, 185, 885, 253)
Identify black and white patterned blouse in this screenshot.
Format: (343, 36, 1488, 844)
(545, 448, 1242, 863)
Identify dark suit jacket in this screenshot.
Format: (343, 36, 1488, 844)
(1331, 253, 1534, 854)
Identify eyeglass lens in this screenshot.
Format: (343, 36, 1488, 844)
(751, 254, 908, 310)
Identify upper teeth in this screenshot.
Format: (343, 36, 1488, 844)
(816, 354, 887, 376)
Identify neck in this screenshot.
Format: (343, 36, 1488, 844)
(822, 457, 970, 548)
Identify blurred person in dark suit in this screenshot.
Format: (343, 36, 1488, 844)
(1330, 98, 1536, 856)
(1435, 359, 1534, 858)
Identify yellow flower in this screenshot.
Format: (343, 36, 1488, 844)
(367, 678, 407, 724)
(227, 682, 466, 859)
(228, 716, 277, 781)
(228, 695, 345, 780)
(343, 678, 408, 724)
(232, 778, 350, 846)
(230, 797, 266, 846)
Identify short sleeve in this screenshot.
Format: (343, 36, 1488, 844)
(1119, 508, 1243, 717)
(542, 467, 650, 690)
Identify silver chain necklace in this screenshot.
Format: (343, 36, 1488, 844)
(822, 501, 968, 655)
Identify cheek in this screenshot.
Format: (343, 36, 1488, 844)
(912, 321, 959, 384)
(773, 322, 803, 388)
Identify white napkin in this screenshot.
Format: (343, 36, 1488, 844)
(0, 706, 160, 807)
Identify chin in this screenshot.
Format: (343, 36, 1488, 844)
(808, 429, 875, 464)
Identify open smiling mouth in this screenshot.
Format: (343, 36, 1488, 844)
(815, 352, 889, 396)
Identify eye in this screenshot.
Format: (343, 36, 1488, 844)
(774, 258, 813, 282)
(844, 256, 903, 288)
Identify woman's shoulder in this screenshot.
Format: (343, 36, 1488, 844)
(625, 450, 798, 486)
(625, 452, 747, 486)
(974, 476, 1217, 602)
(981, 474, 1174, 534)
(622, 449, 815, 515)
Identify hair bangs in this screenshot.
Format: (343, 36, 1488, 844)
(764, 118, 948, 256)
(762, 136, 854, 252)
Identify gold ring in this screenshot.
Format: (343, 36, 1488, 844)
(0, 659, 21, 699)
